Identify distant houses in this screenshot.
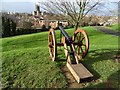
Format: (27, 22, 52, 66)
(84, 15, 118, 26)
(32, 15, 69, 29)
(31, 4, 69, 29)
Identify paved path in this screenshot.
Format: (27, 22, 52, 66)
(94, 26, 120, 36)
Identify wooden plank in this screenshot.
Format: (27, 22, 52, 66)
(71, 63, 93, 79)
(67, 62, 93, 83)
(67, 62, 80, 83)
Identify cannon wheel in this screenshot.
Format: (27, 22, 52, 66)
(48, 28, 57, 61)
(73, 29, 89, 59)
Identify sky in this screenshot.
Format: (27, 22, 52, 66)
(0, 0, 119, 15)
(1, 2, 35, 13)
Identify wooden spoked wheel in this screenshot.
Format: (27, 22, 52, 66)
(48, 29, 57, 61)
(73, 29, 89, 59)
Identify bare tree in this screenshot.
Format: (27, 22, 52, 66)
(40, 0, 101, 30)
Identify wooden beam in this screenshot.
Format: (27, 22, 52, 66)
(62, 37, 71, 64)
(67, 62, 93, 83)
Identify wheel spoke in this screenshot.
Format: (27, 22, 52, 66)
(81, 37, 85, 41)
(79, 32, 81, 41)
(78, 47, 80, 55)
(81, 47, 84, 53)
(81, 47, 86, 54)
(74, 45, 78, 53)
(77, 33, 80, 42)
(77, 35, 79, 41)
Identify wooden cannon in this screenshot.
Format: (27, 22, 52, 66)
(48, 23, 93, 83)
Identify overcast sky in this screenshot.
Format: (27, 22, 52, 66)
(0, 0, 119, 16)
(1, 0, 120, 2)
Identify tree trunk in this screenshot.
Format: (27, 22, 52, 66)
(74, 22, 79, 31)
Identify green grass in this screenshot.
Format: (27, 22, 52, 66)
(2, 31, 67, 88)
(107, 24, 120, 31)
(2, 48, 67, 88)
(1, 26, 119, 88)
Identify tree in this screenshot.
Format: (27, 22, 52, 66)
(2, 17, 11, 37)
(2, 16, 17, 37)
(41, 0, 101, 30)
(11, 20, 16, 36)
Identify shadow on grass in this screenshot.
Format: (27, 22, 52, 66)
(81, 70, 119, 89)
(82, 49, 119, 83)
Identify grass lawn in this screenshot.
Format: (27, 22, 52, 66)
(1, 26, 119, 88)
(106, 24, 120, 31)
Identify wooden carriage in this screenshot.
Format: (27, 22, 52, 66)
(48, 24, 93, 83)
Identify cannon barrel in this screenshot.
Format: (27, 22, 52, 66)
(58, 25, 72, 45)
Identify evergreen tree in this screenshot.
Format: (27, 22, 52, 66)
(2, 16, 16, 37)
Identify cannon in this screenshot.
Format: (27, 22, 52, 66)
(48, 23, 93, 83)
